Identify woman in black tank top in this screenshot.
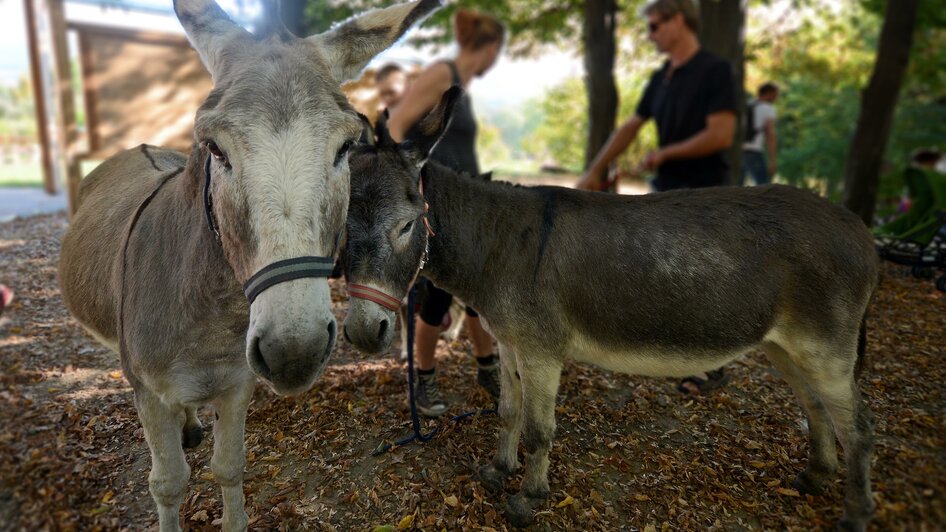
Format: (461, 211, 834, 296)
(385, 9, 505, 418)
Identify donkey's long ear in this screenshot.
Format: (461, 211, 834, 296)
(308, 0, 441, 82)
(174, 0, 251, 81)
(400, 85, 463, 169)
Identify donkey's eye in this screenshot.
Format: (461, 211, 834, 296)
(399, 220, 414, 236)
(205, 141, 227, 164)
(334, 140, 353, 167)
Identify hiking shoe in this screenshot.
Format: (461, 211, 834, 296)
(415, 373, 448, 417)
(476, 362, 502, 400)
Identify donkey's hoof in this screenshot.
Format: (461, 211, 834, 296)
(477, 464, 508, 493)
(505, 497, 535, 528)
(182, 424, 204, 449)
(791, 469, 825, 496)
(837, 516, 868, 532)
(505, 493, 546, 529)
(837, 500, 875, 532)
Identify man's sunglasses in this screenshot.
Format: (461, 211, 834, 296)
(648, 17, 668, 33)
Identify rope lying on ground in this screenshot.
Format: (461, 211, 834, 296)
(372, 287, 496, 456)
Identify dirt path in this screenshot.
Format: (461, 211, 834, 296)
(1, 212, 944, 531)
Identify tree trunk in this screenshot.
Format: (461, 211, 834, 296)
(842, 0, 920, 226)
(583, 0, 618, 189)
(279, 0, 307, 37)
(699, 0, 746, 186)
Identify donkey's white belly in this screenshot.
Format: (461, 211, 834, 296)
(76, 319, 119, 355)
(566, 332, 752, 378)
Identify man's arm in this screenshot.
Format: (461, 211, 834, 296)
(764, 118, 777, 176)
(645, 111, 735, 169)
(576, 114, 647, 190)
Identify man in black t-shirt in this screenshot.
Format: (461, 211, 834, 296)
(577, 0, 735, 395)
(577, 0, 737, 192)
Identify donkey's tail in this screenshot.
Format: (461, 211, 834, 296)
(855, 313, 868, 378)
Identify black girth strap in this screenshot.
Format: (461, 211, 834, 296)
(243, 256, 335, 304)
(203, 155, 221, 243)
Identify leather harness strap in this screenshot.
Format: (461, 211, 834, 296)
(347, 283, 402, 311)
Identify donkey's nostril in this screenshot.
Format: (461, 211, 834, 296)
(249, 335, 272, 380)
(377, 319, 389, 342)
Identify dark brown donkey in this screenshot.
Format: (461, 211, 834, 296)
(343, 88, 879, 531)
(58, 0, 441, 529)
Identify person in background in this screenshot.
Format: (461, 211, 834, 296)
(577, 0, 736, 395)
(742, 82, 779, 185)
(386, 8, 505, 417)
(577, 0, 736, 193)
(375, 63, 410, 111)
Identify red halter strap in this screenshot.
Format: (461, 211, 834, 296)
(347, 283, 402, 312)
(347, 168, 434, 312)
(420, 167, 435, 237)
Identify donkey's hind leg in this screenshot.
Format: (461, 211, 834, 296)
(762, 341, 838, 494)
(182, 406, 203, 449)
(505, 352, 564, 528)
(135, 388, 190, 532)
(479, 343, 522, 492)
(210, 375, 255, 532)
(790, 340, 875, 532)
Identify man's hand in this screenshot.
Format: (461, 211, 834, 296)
(644, 149, 666, 171)
(576, 172, 616, 192)
(575, 172, 596, 191)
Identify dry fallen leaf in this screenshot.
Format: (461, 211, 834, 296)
(397, 513, 414, 529)
(556, 495, 575, 508)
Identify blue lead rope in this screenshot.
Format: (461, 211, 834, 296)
(372, 286, 496, 456)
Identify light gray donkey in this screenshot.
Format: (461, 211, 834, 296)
(57, 0, 441, 529)
(343, 88, 879, 531)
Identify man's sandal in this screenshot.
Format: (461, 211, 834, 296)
(677, 368, 730, 395)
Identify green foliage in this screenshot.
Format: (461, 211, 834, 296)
(302, 0, 585, 56)
(522, 78, 586, 171)
(0, 76, 36, 138)
(522, 76, 657, 173)
(476, 121, 512, 167)
(745, 0, 946, 201)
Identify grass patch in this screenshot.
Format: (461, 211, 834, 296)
(0, 164, 43, 188)
(0, 160, 102, 189)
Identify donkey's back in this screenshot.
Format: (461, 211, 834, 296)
(512, 184, 878, 371)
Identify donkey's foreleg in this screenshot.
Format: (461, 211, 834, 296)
(135, 388, 190, 532)
(210, 376, 255, 532)
(762, 342, 838, 494)
(479, 343, 522, 492)
(505, 355, 563, 528)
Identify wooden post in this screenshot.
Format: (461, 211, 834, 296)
(47, 0, 82, 216)
(23, 0, 56, 195)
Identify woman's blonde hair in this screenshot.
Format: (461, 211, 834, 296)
(454, 8, 505, 50)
